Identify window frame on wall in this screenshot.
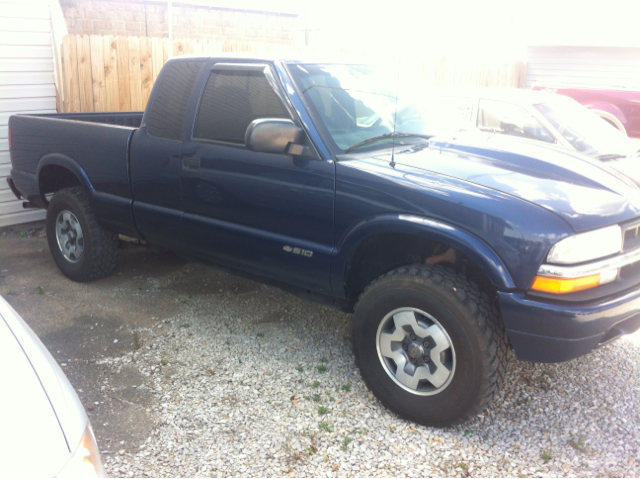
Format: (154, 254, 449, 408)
(191, 63, 293, 147)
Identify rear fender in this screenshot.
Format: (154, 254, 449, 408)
(37, 154, 95, 205)
(331, 214, 515, 297)
(584, 102, 627, 133)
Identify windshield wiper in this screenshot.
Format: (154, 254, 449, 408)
(595, 153, 630, 161)
(344, 132, 431, 153)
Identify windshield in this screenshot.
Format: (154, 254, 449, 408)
(534, 97, 639, 158)
(287, 63, 473, 153)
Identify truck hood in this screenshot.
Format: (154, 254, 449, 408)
(392, 134, 640, 232)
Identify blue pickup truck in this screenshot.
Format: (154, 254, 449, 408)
(7, 56, 640, 427)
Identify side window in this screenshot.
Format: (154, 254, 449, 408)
(147, 61, 204, 140)
(440, 96, 473, 120)
(194, 69, 289, 143)
(477, 99, 555, 143)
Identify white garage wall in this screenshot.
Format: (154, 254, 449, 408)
(525, 46, 640, 90)
(0, 0, 64, 227)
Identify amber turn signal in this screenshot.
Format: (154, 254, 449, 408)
(530, 274, 601, 294)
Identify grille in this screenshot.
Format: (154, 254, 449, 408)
(622, 221, 640, 252)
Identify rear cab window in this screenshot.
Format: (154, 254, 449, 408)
(147, 61, 205, 140)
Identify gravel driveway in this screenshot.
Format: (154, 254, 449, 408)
(1, 224, 639, 478)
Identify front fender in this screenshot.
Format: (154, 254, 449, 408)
(330, 213, 516, 296)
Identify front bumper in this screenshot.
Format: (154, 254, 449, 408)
(499, 287, 640, 363)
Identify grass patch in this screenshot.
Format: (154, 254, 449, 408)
(320, 356, 328, 363)
(341, 437, 351, 451)
(256, 332, 264, 338)
(341, 384, 351, 392)
(569, 435, 588, 453)
(133, 331, 142, 351)
(318, 406, 328, 415)
(161, 357, 169, 366)
(6, 289, 16, 296)
(179, 323, 190, 328)
(319, 422, 332, 432)
(296, 365, 303, 373)
(540, 448, 553, 463)
(311, 380, 320, 388)
(35, 284, 44, 294)
(317, 365, 327, 373)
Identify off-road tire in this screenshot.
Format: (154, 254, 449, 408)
(46, 187, 118, 282)
(352, 264, 509, 427)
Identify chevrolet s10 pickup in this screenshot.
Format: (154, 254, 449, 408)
(7, 56, 640, 426)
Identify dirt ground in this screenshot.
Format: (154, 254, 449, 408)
(0, 220, 265, 456)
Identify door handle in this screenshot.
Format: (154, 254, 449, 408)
(182, 157, 200, 170)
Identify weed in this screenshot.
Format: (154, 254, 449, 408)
(256, 333, 264, 338)
(581, 462, 588, 468)
(312, 395, 321, 402)
(319, 422, 332, 432)
(266, 400, 271, 404)
(341, 437, 351, 451)
(19, 231, 27, 238)
(179, 323, 190, 328)
(459, 463, 468, 470)
(317, 365, 327, 373)
(569, 435, 588, 453)
(180, 299, 192, 306)
(341, 384, 351, 392)
(311, 380, 320, 388)
(320, 356, 328, 363)
(540, 448, 553, 463)
(318, 406, 328, 415)
(6, 289, 16, 296)
(223, 322, 234, 334)
(133, 331, 142, 351)
(464, 430, 472, 435)
(350, 428, 367, 435)
(36, 284, 44, 294)
(161, 357, 169, 366)
(296, 365, 303, 373)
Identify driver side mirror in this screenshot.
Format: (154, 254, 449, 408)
(245, 118, 308, 156)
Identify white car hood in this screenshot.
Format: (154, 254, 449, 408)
(0, 298, 87, 477)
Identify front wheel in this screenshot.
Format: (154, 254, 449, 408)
(352, 264, 509, 427)
(46, 187, 118, 282)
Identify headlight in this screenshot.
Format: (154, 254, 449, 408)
(55, 424, 106, 478)
(547, 225, 621, 264)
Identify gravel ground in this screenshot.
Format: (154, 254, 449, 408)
(2, 226, 639, 478)
(99, 272, 640, 478)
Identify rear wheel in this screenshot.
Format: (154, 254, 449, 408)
(46, 187, 118, 282)
(352, 264, 509, 427)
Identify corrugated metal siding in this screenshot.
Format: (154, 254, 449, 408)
(0, 0, 57, 227)
(525, 46, 640, 90)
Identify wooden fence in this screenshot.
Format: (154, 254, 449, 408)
(60, 34, 294, 113)
(60, 33, 526, 113)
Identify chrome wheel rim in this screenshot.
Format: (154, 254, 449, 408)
(55, 210, 84, 263)
(376, 307, 456, 396)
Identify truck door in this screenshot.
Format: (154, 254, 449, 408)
(130, 60, 205, 253)
(180, 63, 335, 293)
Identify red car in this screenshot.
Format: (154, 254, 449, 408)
(532, 83, 640, 139)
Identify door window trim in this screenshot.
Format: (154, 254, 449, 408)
(190, 63, 294, 147)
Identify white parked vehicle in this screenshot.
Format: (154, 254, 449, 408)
(0, 296, 106, 478)
(429, 87, 640, 160)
